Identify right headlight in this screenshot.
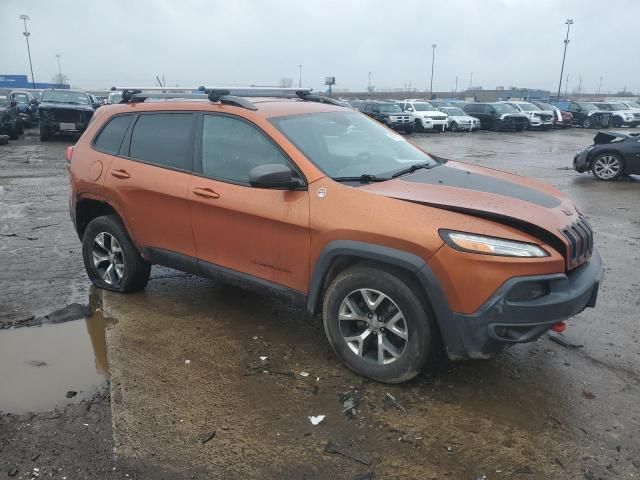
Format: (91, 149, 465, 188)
(440, 230, 549, 257)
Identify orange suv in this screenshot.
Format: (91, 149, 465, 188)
(68, 87, 603, 383)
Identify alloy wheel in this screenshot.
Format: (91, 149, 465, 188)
(593, 155, 621, 180)
(338, 288, 408, 365)
(92, 232, 125, 285)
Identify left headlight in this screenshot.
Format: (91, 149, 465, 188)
(440, 230, 549, 257)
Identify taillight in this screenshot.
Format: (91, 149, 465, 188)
(65, 146, 75, 163)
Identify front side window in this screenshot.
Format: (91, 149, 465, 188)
(271, 111, 438, 179)
(93, 115, 133, 155)
(201, 115, 291, 184)
(129, 113, 193, 170)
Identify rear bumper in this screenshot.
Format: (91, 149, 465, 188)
(439, 249, 603, 360)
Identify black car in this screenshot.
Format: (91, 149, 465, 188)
(574, 131, 640, 180)
(361, 101, 413, 133)
(38, 89, 96, 141)
(10, 90, 39, 127)
(0, 93, 22, 140)
(463, 102, 528, 131)
(553, 101, 611, 129)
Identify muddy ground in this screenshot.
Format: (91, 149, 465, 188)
(1, 127, 639, 479)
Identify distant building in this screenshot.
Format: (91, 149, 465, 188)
(0, 74, 70, 90)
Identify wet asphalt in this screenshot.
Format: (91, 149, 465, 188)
(0, 127, 639, 479)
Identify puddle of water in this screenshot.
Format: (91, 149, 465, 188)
(0, 308, 113, 414)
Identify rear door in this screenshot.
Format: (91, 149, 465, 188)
(189, 113, 310, 292)
(103, 112, 197, 263)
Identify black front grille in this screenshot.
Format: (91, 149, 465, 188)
(51, 108, 82, 123)
(561, 216, 593, 269)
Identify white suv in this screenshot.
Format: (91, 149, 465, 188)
(506, 101, 554, 130)
(398, 100, 448, 132)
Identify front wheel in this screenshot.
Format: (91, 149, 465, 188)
(450, 121, 458, 132)
(82, 215, 151, 292)
(611, 116, 623, 128)
(8, 122, 19, 140)
(39, 126, 49, 141)
(322, 265, 436, 383)
(592, 153, 623, 181)
(583, 117, 592, 129)
(414, 119, 424, 133)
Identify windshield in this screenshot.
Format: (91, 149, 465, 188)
(271, 111, 438, 179)
(493, 103, 517, 113)
(13, 93, 29, 104)
(626, 101, 640, 109)
(109, 93, 123, 103)
(413, 103, 434, 111)
(578, 103, 599, 112)
(608, 103, 628, 111)
(536, 102, 555, 110)
(441, 107, 465, 116)
(515, 102, 540, 112)
(379, 104, 402, 113)
(41, 90, 90, 105)
(0, 95, 9, 106)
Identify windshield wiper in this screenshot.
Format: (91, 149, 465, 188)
(391, 162, 438, 178)
(331, 174, 390, 184)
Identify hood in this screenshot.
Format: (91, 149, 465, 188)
(593, 131, 632, 144)
(449, 115, 476, 121)
(587, 110, 610, 117)
(38, 102, 94, 112)
(359, 161, 579, 243)
(423, 111, 446, 117)
(500, 112, 529, 119)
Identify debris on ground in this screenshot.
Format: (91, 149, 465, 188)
(46, 303, 91, 324)
(66, 391, 77, 398)
(259, 356, 268, 361)
(200, 431, 216, 445)
(299, 371, 310, 377)
(308, 415, 325, 425)
(548, 333, 584, 349)
(324, 440, 371, 466)
(7, 468, 18, 477)
(339, 387, 363, 418)
(582, 389, 596, 400)
(352, 473, 374, 480)
(185, 360, 191, 365)
(383, 393, 406, 412)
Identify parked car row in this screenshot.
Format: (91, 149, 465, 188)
(346, 97, 640, 133)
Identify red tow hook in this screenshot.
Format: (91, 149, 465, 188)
(550, 322, 566, 333)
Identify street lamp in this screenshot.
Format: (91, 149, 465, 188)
(297, 64, 302, 88)
(556, 19, 573, 102)
(429, 44, 437, 97)
(56, 54, 64, 85)
(19, 14, 36, 89)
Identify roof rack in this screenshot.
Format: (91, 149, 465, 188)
(110, 86, 345, 110)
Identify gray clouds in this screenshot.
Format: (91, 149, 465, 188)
(1, 0, 638, 93)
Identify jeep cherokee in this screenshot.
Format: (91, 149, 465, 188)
(67, 87, 603, 383)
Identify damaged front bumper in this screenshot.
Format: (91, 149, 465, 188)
(441, 249, 603, 360)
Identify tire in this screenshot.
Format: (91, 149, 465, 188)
(404, 126, 414, 134)
(611, 116, 623, 128)
(582, 117, 592, 129)
(8, 122, 19, 140)
(39, 126, 49, 141)
(322, 264, 436, 383)
(17, 120, 24, 135)
(414, 119, 424, 133)
(450, 121, 458, 132)
(81, 215, 151, 292)
(591, 153, 624, 181)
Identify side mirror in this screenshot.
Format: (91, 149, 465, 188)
(30, 99, 38, 105)
(406, 107, 414, 112)
(249, 164, 301, 189)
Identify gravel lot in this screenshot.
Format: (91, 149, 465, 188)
(1, 127, 639, 479)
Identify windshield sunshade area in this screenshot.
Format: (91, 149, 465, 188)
(493, 104, 518, 114)
(379, 104, 402, 114)
(41, 90, 90, 105)
(271, 111, 439, 179)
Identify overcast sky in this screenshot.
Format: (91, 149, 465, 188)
(1, 0, 639, 94)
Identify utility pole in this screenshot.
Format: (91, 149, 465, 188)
(577, 75, 582, 96)
(20, 15, 36, 89)
(56, 54, 62, 83)
(454, 76, 458, 93)
(469, 72, 473, 90)
(564, 74, 569, 97)
(297, 64, 302, 88)
(556, 19, 574, 101)
(367, 71, 372, 94)
(429, 44, 437, 97)
(597, 76, 603, 96)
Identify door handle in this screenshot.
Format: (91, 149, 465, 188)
(111, 169, 131, 179)
(192, 187, 220, 199)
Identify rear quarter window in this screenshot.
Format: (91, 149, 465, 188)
(93, 115, 133, 155)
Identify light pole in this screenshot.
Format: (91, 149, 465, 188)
(20, 14, 36, 89)
(429, 44, 437, 97)
(597, 76, 603, 96)
(56, 54, 63, 84)
(556, 19, 573, 101)
(469, 72, 473, 90)
(297, 64, 302, 88)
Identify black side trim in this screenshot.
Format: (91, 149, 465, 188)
(144, 247, 306, 308)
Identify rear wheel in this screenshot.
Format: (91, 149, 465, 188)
(82, 215, 151, 292)
(322, 265, 436, 383)
(8, 122, 19, 140)
(592, 153, 623, 181)
(39, 126, 49, 141)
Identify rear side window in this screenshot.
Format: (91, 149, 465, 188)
(129, 113, 193, 170)
(201, 114, 291, 184)
(93, 115, 132, 155)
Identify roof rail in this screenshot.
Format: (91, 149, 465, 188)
(111, 86, 344, 110)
